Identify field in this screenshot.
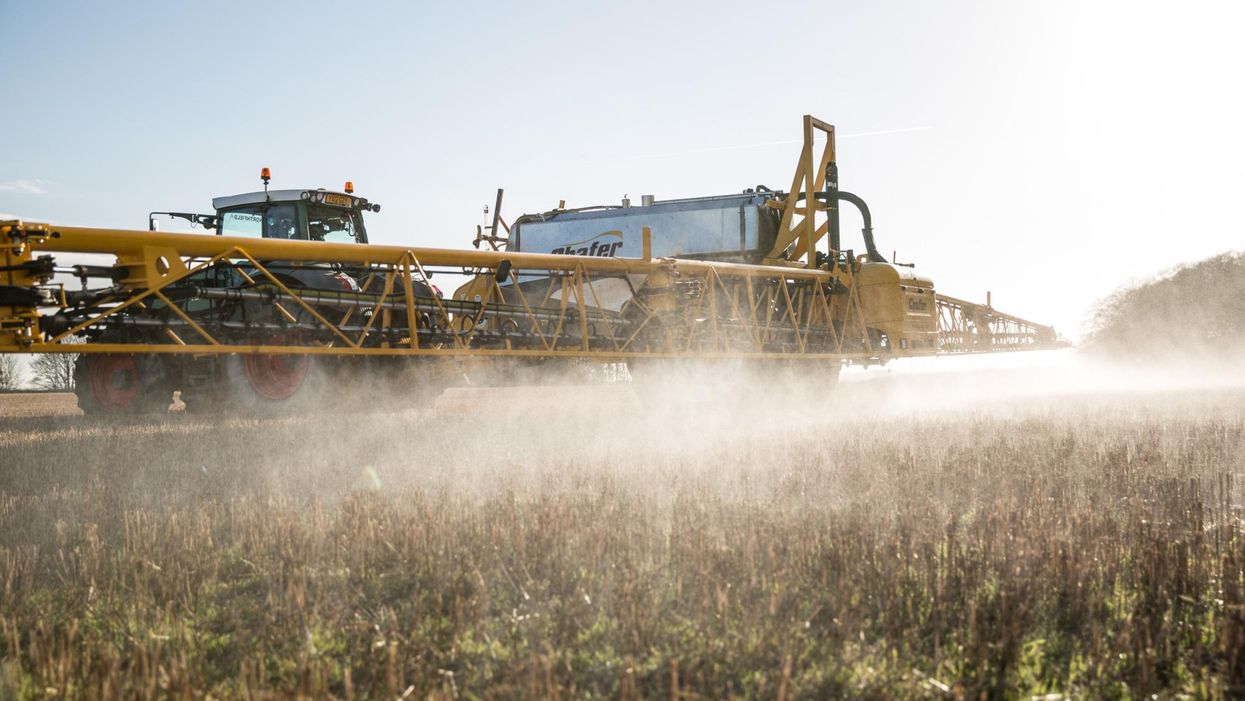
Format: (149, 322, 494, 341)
(1, 363, 1243, 699)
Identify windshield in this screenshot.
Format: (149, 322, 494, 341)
(265, 204, 299, 239)
(219, 208, 264, 237)
(216, 202, 367, 242)
(307, 205, 365, 243)
(219, 204, 299, 239)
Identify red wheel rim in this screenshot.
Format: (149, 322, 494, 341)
(87, 354, 140, 411)
(242, 346, 310, 400)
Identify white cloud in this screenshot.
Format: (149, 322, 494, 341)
(0, 179, 49, 195)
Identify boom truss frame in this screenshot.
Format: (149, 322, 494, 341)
(1, 220, 1059, 362)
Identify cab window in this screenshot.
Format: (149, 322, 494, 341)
(220, 209, 263, 237)
(264, 204, 300, 240)
(307, 205, 365, 243)
(219, 204, 300, 239)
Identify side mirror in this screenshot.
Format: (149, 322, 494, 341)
(496, 259, 513, 284)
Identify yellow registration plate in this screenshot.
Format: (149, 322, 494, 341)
(323, 193, 353, 207)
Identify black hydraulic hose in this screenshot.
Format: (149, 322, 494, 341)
(516, 204, 624, 226)
(517, 188, 886, 263)
(809, 191, 886, 263)
(511, 204, 627, 251)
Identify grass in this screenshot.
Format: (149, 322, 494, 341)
(0, 380, 1243, 699)
(0, 393, 79, 419)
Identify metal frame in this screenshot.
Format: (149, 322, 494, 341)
(935, 294, 1058, 353)
(0, 116, 1062, 367)
(764, 115, 835, 268)
(0, 220, 1059, 361)
(0, 222, 883, 360)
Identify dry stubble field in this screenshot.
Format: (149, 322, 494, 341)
(1, 369, 1244, 699)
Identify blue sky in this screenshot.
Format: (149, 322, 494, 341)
(2, 0, 1242, 338)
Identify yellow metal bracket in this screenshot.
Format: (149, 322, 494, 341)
(763, 115, 836, 268)
(117, 245, 189, 289)
(0, 220, 53, 350)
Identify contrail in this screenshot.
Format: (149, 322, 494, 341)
(839, 125, 933, 140)
(629, 139, 804, 160)
(609, 126, 933, 161)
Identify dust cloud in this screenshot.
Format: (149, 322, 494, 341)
(4, 348, 1245, 696)
(4, 347, 1240, 507)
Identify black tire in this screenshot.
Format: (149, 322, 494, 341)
(357, 357, 456, 409)
(756, 359, 841, 393)
(73, 353, 172, 416)
(746, 359, 841, 409)
(187, 351, 335, 415)
(627, 358, 841, 408)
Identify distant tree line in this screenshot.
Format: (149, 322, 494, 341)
(0, 355, 23, 390)
(0, 338, 82, 392)
(31, 352, 76, 391)
(1086, 252, 1245, 360)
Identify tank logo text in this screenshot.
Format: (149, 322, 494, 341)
(552, 231, 624, 257)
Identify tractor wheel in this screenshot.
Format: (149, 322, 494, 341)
(627, 358, 841, 408)
(333, 356, 456, 411)
(190, 340, 334, 414)
(73, 354, 172, 416)
(236, 351, 315, 402)
(746, 359, 841, 405)
(760, 360, 841, 393)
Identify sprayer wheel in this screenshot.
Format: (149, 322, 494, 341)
(212, 350, 333, 414)
(73, 353, 173, 416)
(171, 330, 334, 414)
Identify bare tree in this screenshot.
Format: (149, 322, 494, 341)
(30, 339, 82, 391)
(31, 353, 76, 391)
(0, 354, 24, 390)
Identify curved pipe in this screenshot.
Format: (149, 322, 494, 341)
(832, 191, 885, 263)
(512, 189, 887, 264)
(811, 191, 886, 263)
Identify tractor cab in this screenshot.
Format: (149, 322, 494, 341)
(145, 172, 386, 294)
(212, 185, 379, 244)
(148, 169, 381, 245)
